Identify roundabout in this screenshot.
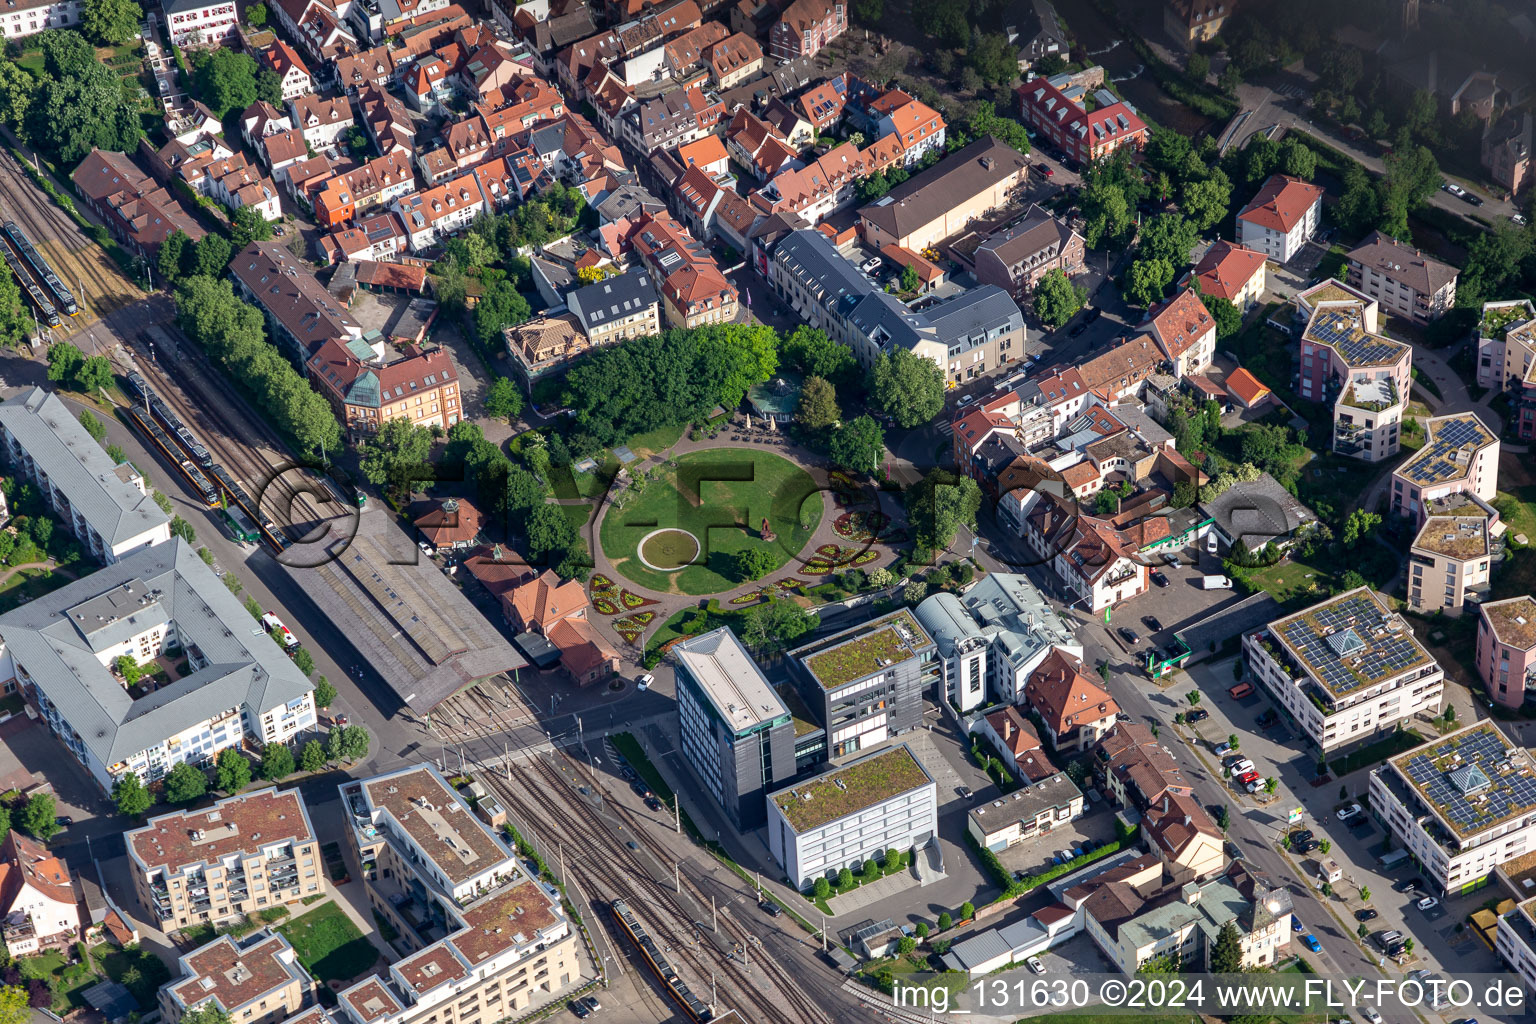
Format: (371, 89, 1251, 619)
(637, 528, 701, 571)
(598, 447, 823, 596)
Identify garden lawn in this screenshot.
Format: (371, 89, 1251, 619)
(278, 902, 380, 983)
(1330, 729, 1424, 777)
(600, 448, 822, 595)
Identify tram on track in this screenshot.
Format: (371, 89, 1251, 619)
(610, 899, 718, 1023)
(3, 221, 76, 316)
(127, 406, 218, 509)
(0, 245, 58, 326)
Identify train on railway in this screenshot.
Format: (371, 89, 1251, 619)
(127, 406, 218, 509)
(206, 462, 287, 552)
(219, 504, 260, 544)
(610, 898, 718, 1023)
(3, 221, 76, 316)
(127, 370, 214, 468)
(0, 244, 58, 327)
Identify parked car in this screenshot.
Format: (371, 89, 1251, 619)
(1026, 955, 1045, 973)
(959, 785, 974, 800)
(1150, 570, 1169, 588)
(1245, 779, 1263, 794)
(53, 816, 71, 828)
(1291, 915, 1305, 933)
(1143, 615, 1164, 632)
(1296, 839, 1318, 854)
(1185, 708, 1209, 723)
(861, 256, 883, 273)
(1117, 627, 1139, 645)
(1361, 1008, 1382, 1024)
(1116, 712, 1132, 722)
(1356, 908, 1378, 921)
(1302, 934, 1322, 954)
(1203, 575, 1234, 590)
(637, 674, 653, 691)
(581, 996, 602, 1013)
(1162, 552, 1181, 566)
(569, 1001, 590, 1019)
(1441, 181, 1467, 197)
(1206, 533, 1219, 554)
(1230, 760, 1255, 777)
(1393, 878, 1423, 893)
(1417, 896, 1440, 911)
(644, 796, 662, 811)
(1215, 742, 1235, 756)
(1032, 163, 1054, 179)
(1337, 803, 1363, 822)
(1462, 192, 1485, 207)
(761, 900, 782, 918)
(1290, 828, 1314, 845)
(1513, 214, 1528, 227)
(1377, 930, 1403, 949)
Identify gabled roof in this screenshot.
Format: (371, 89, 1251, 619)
(1223, 367, 1270, 407)
(509, 569, 589, 631)
(0, 831, 75, 910)
(1347, 230, 1459, 295)
(1024, 649, 1119, 735)
(1191, 239, 1266, 301)
(858, 136, 1027, 239)
(1237, 174, 1323, 233)
(1144, 287, 1214, 360)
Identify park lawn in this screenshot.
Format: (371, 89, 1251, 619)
(622, 423, 685, 458)
(1242, 558, 1333, 609)
(1495, 450, 1536, 543)
(279, 902, 380, 983)
(600, 448, 822, 595)
(559, 502, 593, 545)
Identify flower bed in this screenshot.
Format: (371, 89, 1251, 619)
(612, 610, 656, 646)
(832, 511, 890, 542)
(589, 576, 657, 616)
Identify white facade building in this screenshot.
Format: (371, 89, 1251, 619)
(767, 744, 937, 890)
(0, 0, 80, 40)
(1236, 174, 1322, 264)
(0, 388, 171, 564)
(1242, 587, 1443, 754)
(162, 0, 238, 47)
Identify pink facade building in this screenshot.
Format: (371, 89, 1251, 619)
(1297, 298, 1411, 463)
(1477, 595, 1536, 708)
(1389, 412, 1499, 524)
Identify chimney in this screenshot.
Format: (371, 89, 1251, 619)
(1004, 717, 1014, 740)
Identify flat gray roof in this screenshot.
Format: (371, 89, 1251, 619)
(674, 628, 785, 735)
(0, 388, 170, 546)
(0, 539, 311, 766)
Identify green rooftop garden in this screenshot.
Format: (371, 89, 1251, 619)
(774, 747, 930, 832)
(803, 611, 926, 690)
(1481, 302, 1532, 340)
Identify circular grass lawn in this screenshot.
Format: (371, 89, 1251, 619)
(638, 528, 700, 570)
(601, 447, 823, 595)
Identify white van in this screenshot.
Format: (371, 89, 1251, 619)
(1201, 575, 1233, 590)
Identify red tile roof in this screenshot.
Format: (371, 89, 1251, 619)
(1145, 288, 1214, 360)
(1224, 367, 1271, 407)
(1192, 239, 1267, 302)
(1238, 174, 1323, 233)
(1025, 649, 1120, 737)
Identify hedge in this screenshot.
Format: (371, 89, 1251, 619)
(966, 829, 1136, 904)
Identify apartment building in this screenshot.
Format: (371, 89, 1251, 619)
(1144, 792, 1224, 883)
(0, 388, 171, 564)
(0, 831, 80, 954)
(342, 765, 582, 1022)
(1370, 723, 1536, 895)
(127, 789, 321, 930)
(161, 932, 310, 1024)
(565, 267, 659, 346)
(1023, 649, 1120, 752)
(1476, 299, 1536, 390)
(1243, 587, 1444, 754)
(1476, 595, 1536, 709)
(1482, 112, 1533, 198)
(1164, 0, 1228, 49)
(857, 136, 1029, 253)
(768, 0, 844, 59)
(1236, 174, 1322, 264)
(503, 313, 587, 391)
(1345, 230, 1458, 323)
(1189, 240, 1267, 312)
(967, 772, 1083, 853)
(306, 339, 461, 436)
(1409, 502, 1502, 616)
(164, 0, 238, 47)
(290, 95, 356, 155)
(674, 628, 795, 831)
(1015, 70, 1147, 165)
(0, 540, 316, 791)
(392, 173, 489, 252)
(969, 205, 1085, 300)
(72, 149, 207, 259)
(913, 572, 1079, 709)
(1390, 412, 1499, 522)
(1297, 299, 1411, 463)
(1094, 722, 1192, 810)
(767, 744, 936, 890)
(230, 240, 364, 361)
(1496, 897, 1536, 997)
(629, 212, 738, 328)
(0, 0, 81, 40)
(259, 42, 315, 103)
(787, 610, 937, 762)
(313, 151, 418, 228)
(1142, 287, 1216, 378)
(1021, 497, 1149, 611)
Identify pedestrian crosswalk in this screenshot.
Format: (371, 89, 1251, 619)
(1272, 83, 1307, 100)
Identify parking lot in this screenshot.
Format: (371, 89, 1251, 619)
(992, 805, 1122, 880)
(1100, 543, 1252, 663)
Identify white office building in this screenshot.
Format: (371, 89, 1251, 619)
(766, 744, 936, 890)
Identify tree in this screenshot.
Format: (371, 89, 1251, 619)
(1187, 52, 1210, 79)
(1264, 776, 1278, 793)
(475, 279, 533, 344)
(191, 48, 260, 121)
(246, 1, 267, 25)
(900, 264, 920, 292)
(300, 739, 326, 772)
(75, 355, 113, 393)
(20, 793, 57, 840)
(327, 724, 370, 762)
(1210, 920, 1244, 973)
(959, 901, 975, 921)
(0, 986, 28, 1024)
(314, 677, 337, 709)
(739, 598, 816, 652)
(1200, 292, 1243, 340)
(795, 375, 840, 432)
(1181, 170, 1233, 233)
(80, 0, 141, 49)
(914, 921, 930, 938)
(294, 648, 314, 676)
(1172, 480, 1196, 508)
(25, 63, 143, 163)
(194, 234, 233, 278)
(1033, 268, 1086, 328)
(182, 1006, 232, 1024)
(485, 377, 524, 422)
(734, 547, 776, 581)
(112, 771, 153, 817)
(216, 748, 251, 792)
(897, 935, 917, 955)
(850, 0, 881, 22)
(230, 205, 273, 250)
(812, 877, 831, 900)
(781, 326, 857, 388)
(1228, 733, 1240, 750)
(1186, 689, 1201, 706)
(871, 348, 944, 428)
(937, 911, 953, 930)
(1318, 839, 1332, 855)
(1215, 805, 1230, 831)
(262, 743, 295, 781)
(1081, 180, 1131, 249)
(170, 516, 196, 543)
(1341, 509, 1381, 548)
(1335, 161, 1380, 237)
(1094, 490, 1118, 515)
(1125, 257, 1175, 307)
(1137, 213, 1200, 268)
(46, 341, 83, 384)
(359, 417, 435, 492)
(114, 654, 142, 686)
(164, 762, 207, 803)
(1279, 137, 1317, 180)
(837, 867, 854, 890)
(525, 503, 578, 562)
(1359, 886, 1371, 902)
(906, 470, 982, 552)
(828, 415, 885, 474)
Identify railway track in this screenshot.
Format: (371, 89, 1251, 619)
(129, 335, 341, 539)
(484, 752, 835, 1024)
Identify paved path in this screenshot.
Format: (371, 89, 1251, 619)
(582, 426, 907, 665)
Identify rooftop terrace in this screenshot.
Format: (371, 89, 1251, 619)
(796, 609, 933, 690)
(129, 789, 314, 872)
(1270, 588, 1434, 697)
(362, 765, 512, 886)
(1480, 300, 1534, 340)
(771, 744, 930, 833)
(1390, 724, 1536, 840)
